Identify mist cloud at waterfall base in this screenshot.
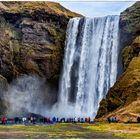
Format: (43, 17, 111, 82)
(3, 75, 56, 118)
(2, 74, 90, 118)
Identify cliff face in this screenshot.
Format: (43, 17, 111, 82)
(119, 2, 140, 48)
(96, 2, 140, 122)
(0, 2, 81, 83)
(0, 2, 81, 114)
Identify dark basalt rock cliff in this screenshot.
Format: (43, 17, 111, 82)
(96, 2, 140, 122)
(0, 2, 81, 114)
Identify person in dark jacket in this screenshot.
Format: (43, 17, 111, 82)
(56, 117, 59, 123)
(14, 117, 19, 124)
(137, 117, 140, 123)
(107, 117, 111, 123)
(78, 118, 80, 122)
(52, 117, 56, 123)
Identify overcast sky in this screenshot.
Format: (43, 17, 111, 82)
(59, 1, 136, 17)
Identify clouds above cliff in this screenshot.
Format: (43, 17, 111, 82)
(59, 1, 136, 17)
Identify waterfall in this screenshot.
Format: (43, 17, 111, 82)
(55, 15, 119, 119)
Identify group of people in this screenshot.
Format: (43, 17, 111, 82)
(59, 117, 91, 123)
(0, 116, 92, 125)
(107, 116, 140, 123)
(107, 116, 119, 123)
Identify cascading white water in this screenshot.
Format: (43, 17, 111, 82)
(55, 15, 119, 119)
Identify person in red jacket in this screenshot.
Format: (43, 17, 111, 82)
(1, 117, 7, 124)
(87, 117, 90, 123)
